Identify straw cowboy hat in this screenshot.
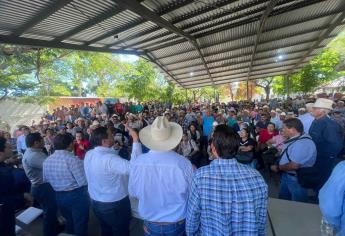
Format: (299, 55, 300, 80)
(313, 98, 334, 110)
(139, 116, 182, 151)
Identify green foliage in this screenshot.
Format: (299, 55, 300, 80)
(271, 47, 342, 95)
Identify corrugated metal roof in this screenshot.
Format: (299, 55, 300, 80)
(0, 0, 344, 88)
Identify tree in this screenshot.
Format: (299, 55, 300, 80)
(255, 77, 274, 101)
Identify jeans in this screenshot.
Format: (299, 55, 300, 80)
(143, 220, 185, 236)
(55, 186, 90, 236)
(279, 173, 308, 203)
(31, 183, 59, 236)
(92, 196, 131, 236)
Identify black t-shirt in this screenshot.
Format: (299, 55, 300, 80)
(240, 138, 256, 152)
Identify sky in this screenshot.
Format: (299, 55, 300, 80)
(118, 54, 139, 63)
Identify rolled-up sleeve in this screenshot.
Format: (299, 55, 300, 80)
(130, 142, 142, 163)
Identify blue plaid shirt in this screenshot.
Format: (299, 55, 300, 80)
(43, 150, 87, 191)
(186, 158, 268, 236)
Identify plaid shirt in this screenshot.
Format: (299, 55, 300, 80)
(43, 150, 87, 191)
(186, 158, 268, 236)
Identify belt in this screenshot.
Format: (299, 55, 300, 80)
(147, 219, 185, 225)
(286, 172, 297, 176)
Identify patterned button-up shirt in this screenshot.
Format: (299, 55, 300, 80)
(43, 150, 87, 191)
(186, 158, 268, 236)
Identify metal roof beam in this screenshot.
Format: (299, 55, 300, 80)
(287, 6, 345, 75)
(247, 0, 279, 87)
(86, 0, 194, 46)
(183, 69, 306, 88)
(177, 56, 315, 83)
(149, 2, 341, 52)
(169, 46, 322, 74)
(112, 0, 214, 85)
(0, 35, 142, 55)
(177, 58, 314, 83)
(143, 53, 184, 87)
(108, 0, 244, 48)
(52, 6, 122, 42)
(157, 22, 336, 61)
(173, 50, 320, 79)
(121, 0, 325, 51)
(118, 0, 273, 50)
(191, 0, 325, 37)
(163, 35, 333, 68)
(11, 0, 73, 37)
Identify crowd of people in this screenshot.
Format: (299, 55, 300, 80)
(0, 96, 345, 236)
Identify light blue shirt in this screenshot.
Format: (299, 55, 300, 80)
(16, 134, 27, 154)
(319, 161, 345, 235)
(279, 134, 317, 174)
(298, 113, 314, 134)
(270, 116, 282, 130)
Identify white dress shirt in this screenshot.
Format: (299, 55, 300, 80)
(84, 146, 133, 202)
(129, 143, 193, 222)
(298, 112, 314, 134)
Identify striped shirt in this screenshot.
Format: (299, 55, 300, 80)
(43, 150, 87, 192)
(186, 158, 268, 236)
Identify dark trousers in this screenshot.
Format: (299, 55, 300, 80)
(55, 186, 89, 236)
(0, 204, 15, 236)
(315, 156, 336, 191)
(92, 196, 131, 236)
(31, 183, 59, 236)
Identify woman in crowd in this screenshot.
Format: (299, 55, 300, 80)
(177, 132, 200, 167)
(258, 122, 278, 150)
(74, 131, 90, 160)
(44, 128, 55, 155)
(238, 128, 256, 168)
(187, 123, 200, 147)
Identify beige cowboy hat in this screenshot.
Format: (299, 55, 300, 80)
(312, 98, 333, 110)
(139, 116, 182, 151)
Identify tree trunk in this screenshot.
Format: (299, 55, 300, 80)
(229, 84, 234, 101)
(265, 86, 270, 101)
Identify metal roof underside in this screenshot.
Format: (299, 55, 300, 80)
(1, 0, 345, 89)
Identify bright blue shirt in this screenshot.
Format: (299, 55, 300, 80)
(319, 161, 345, 235)
(202, 115, 214, 137)
(186, 158, 268, 236)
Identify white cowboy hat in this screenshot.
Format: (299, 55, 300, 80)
(139, 116, 182, 151)
(313, 98, 333, 110)
(90, 120, 100, 129)
(305, 103, 314, 109)
(74, 117, 85, 124)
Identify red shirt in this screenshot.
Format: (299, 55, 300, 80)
(74, 140, 90, 160)
(259, 129, 278, 144)
(115, 103, 123, 114)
